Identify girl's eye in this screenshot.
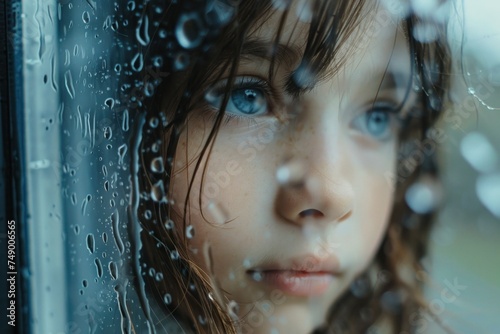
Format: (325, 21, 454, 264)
(352, 106, 399, 141)
(205, 77, 271, 118)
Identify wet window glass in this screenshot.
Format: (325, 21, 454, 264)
(1, 1, 499, 333)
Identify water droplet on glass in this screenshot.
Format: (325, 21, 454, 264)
(74, 224, 80, 235)
(292, 64, 316, 89)
(272, 0, 292, 10)
(71, 193, 77, 205)
(104, 98, 114, 109)
(122, 109, 129, 132)
(82, 11, 90, 24)
(405, 178, 442, 214)
(176, 13, 204, 49)
(227, 300, 239, 320)
(144, 210, 152, 220)
(64, 70, 75, 99)
(127, 0, 136, 11)
(350, 275, 370, 298)
(460, 132, 498, 173)
(412, 23, 439, 43)
(276, 159, 307, 186)
(149, 117, 159, 128)
(144, 82, 155, 97)
(117, 144, 128, 166)
(150, 157, 164, 173)
(86, 233, 95, 254)
(186, 225, 195, 239)
(380, 290, 402, 314)
(243, 259, 251, 269)
(131, 52, 144, 72)
(251, 271, 263, 282)
(81, 194, 92, 216)
(206, 202, 229, 224)
(476, 172, 500, 218)
(114, 63, 122, 73)
(173, 52, 190, 71)
(155, 272, 164, 281)
(296, 0, 313, 22)
(102, 232, 108, 244)
(164, 219, 174, 230)
(112, 210, 125, 254)
(109, 261, 118, 280)
(136, 16, 150, 46)
(151, 180, 166, 202)
(82, 280, 88, 288)
(170, 249, 180, 260)
(95, 258, 103, 278)
(163, 293, 172, 305)
(103, 126, 112, 140)
(104, 180, 109, 191)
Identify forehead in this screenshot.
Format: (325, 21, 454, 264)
(245, 1, 411, 80)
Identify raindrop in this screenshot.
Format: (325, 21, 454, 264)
(175, 13, 204, 49)
(292, 64, 316, 89)
(144, 210, 152, 220)
(272, 0, 292, 10)
(243, 259, 251, 268)
(227, 300, 239, 321)
(82, 280, 88, 288)
(82, 11, 90, 24)
(476, 173, 500, 218)
(151, 180, 166, 202)
(64, 70, 75, 99)
(163, 293, 172, 305)
(135, 16, 150, 46)
(350, 276, 371, 298)
(103, 126, 112, 139)
(155, 272, 164, 281)
(81, 194, 92, 216)
(109, 261, 118, 280)
(186, 225, 195, 239)
(150, 157, 164, 173)
(170, 249, 180, 260)
(131, 52, 144, 72)
(276, 159, 307, 186)
(460, 132, 498, 173)
(251, 271, 263, 282)
(127, 0, 136, 11)
(152, 56, 163, 68)
(102, 165, 108, 176)
(144, 82, 155, 97)
(111, 210, 125, 254)
(86, 233, 95, 254)
(412, 23, 439, 43)
(205, 0, 236, 26)
(71, 193, 77, 205)
(173, 52, 190, 71)
(164, 219, 174, 230)
(405, 178, 441, 214)
(122, 109, 129, 132)
(104, 181, 109, 191)
(118, 144, 128, 166)
(102, 232, 108, 244)
(114, 63, 122, 73)
(380, 290, 403, 314)
(74, 224, 80, 235)
(149, 117, 159, 128)
(206, 202, 229, 225)
(95, 258, 103, 278)
(104, 98, 115, 109)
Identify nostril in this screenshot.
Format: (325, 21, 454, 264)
(299, 209, 323, 219)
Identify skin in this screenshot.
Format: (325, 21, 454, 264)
(169, 2, 413, 333)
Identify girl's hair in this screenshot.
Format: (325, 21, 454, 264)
(134, 0, 451, 333)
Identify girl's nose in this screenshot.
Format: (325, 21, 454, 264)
(273, 107, 354, 226)
(274, 164, 354, 226)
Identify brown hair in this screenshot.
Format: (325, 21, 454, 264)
(134, 0, 452, 333)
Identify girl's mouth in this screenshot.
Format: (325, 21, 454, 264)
(247, 270, 335, 297)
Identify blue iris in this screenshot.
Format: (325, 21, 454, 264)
(366, 110, 391, 137)
(230, 88, 267, 115)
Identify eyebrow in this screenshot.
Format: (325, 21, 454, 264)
(239, 39, 303, 70)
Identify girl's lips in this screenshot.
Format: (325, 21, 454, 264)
(249, 270, 335, 297)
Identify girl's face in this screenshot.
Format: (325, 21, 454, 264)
(170, 3, 412, 333)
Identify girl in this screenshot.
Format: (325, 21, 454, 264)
(134, 0, 451, 333)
